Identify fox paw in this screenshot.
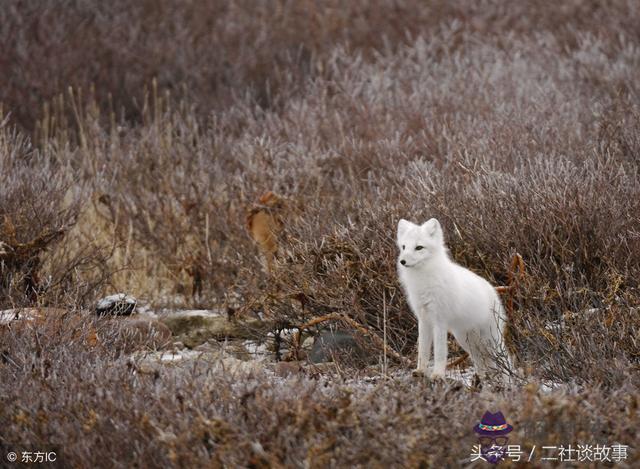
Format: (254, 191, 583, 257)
(430, 371, 446, 381)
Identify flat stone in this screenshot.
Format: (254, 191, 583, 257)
(309, 330, 365, 364)
(159, 312, 276, 348)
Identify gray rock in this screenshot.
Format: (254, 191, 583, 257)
(309, 330, 365, 364)
(159, 311, 276, 349)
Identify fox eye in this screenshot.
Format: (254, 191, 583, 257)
(415, 246, 424, 251)
(402, 245, 405, 250)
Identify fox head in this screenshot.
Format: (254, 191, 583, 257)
(397, 218, 444, 268)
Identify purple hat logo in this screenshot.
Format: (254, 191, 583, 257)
(473, 411, 513, 464)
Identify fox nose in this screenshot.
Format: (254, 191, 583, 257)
(400, 260, 406, 265)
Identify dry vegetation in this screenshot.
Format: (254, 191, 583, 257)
(1, 0, 639, 467)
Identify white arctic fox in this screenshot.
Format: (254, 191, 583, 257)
(397, 218, 511, 380)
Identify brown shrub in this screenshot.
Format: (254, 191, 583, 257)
(0, 320, 638, 467)
(0, 1, 639, 465)
(0, 125, 92, 307)
(2, 0, 640, 133)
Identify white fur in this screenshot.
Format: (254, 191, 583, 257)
(397, 218, 510, 380)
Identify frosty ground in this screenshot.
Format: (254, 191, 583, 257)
(1, 1, 639, 467)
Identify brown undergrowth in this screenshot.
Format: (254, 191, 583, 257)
(1, 0, 639, 466)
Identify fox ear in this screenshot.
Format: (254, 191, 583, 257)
(397, 219, 412, 239)
(422, 218, 441, 237)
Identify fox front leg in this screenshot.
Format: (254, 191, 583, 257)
(431, 324, 448, 379)
(416, 317, 432, 373)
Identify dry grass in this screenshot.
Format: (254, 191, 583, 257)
(1, 0, 639, 466)
(1, 320, 638, 467)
